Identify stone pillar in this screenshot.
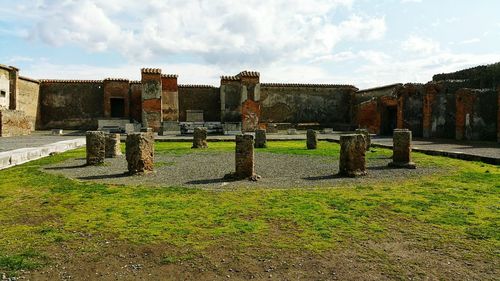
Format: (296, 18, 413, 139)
(192, 127, 208, 149)
(388, 129, 416, 169)
(355, 128, 371, 151)
(141, 68, 162, 132)
(86, 131, 105, 165)
(338, 134, 367, 177)
(8, 67, 19, 110)
(105, 133, 122, 158)
(235, 134, 256, 179)
(126, 132, 154, 174)
(306, 129, 318, 149)
(254, 129, 267, 148)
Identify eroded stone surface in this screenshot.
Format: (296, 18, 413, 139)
(306, 129, 318, 149)
(105, 133, 122, 158)
(355, 128, 371, 151)
(126, 132, 154, 174)
(389, 129, 416, 169)
(86, 131, 105, 165)
(192, 127, 208, 149)
(254, 129, 267, 148)
(338, 134, 367, 177)
(233, 134, 259, 180)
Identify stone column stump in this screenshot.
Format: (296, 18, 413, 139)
(338, 134, 367, 177)
(86, 131, 105, 165)
(192, 127, 208, 149)
(355, 128, 371, 151)
(306, 129, 318, 149)
(254, 129, 267, 148)
(225, 135, 260, 181)
(126, 132, 154, 174)
(105, 133, 122, 158)
(388, 129, 416, 169)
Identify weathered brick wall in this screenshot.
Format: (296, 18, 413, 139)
(456, 88, 498, 141)
(178, 85, 220, 122)
(0, 109, 31, 137)
(0, 67, 10, 109)
(130, 82, 142, 122)
(39, 81, 104, 129)
(17, 77, 40, 129)
(103, 79, 130, 118)
(399, 84, 424, 137)
(161, 75, 179, 121)
(141, 69, 162, 131)
(355, 99, 381, 134)
(260, 84, 357, 128)
(220, 79, 242, 122)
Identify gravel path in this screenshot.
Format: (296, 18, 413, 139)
(43, 152, 440, 189)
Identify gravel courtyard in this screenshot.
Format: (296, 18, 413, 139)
(43, 151, 438, 189)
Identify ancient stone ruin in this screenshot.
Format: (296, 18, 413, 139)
(355, 128, 371, 151)
(86, 131, 105, 165)
(388, 129, 416, 169)
(338, 134, 367, 177)
(306, 129, 318, 149)
(254, 129, 267, 148)
(225, 134, 260, 181)
(192, 127, 208, 149)
(125, 132, 154, 174)
(105, 133, 122, 158)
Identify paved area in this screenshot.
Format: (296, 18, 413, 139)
(0, 131, 84, 152)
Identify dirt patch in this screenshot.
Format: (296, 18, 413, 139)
(42, 152, 440, 189)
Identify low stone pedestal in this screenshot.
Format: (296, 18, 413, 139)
(86, 131, 105, 165)
(51, 129, 63, 135)
(254, 129, 267, 148)
(224, 135, 260, 181)
(338, 134, 367, 177)
(126, 132, 154, 174)
(159, 121, 179, 136)
(306, 129, 318, 149)
(105, 133, 122, 158)
(389, 129, 416, 169)
(355, 128, 371, 151)
(192, 127, 208, 149)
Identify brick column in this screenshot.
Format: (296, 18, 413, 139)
(141, 68, 162, 132)
(161, 74, 179, 122)
(8, 67, 19, 110)
(338, 134, 367, 177)
(86, 131, 105, 165)
(388, 129, 416, 169)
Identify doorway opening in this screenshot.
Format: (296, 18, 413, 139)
(110, 98, 125, 118)
(381, 106, 397, 135)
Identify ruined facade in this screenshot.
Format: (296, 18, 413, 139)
(1, 62, 499, 143)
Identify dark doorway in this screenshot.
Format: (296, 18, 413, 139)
(110, 98, 125, 118)
(381, 106, 397, 135)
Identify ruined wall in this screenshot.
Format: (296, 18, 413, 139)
(399, 84, 424, 137)
(260, 84, 357, 128)
(0, 66, 10, 108)
(161, 75, 179, 121)
(178, 85, 220, 122)
(103, 79, 130, 118)
(129, 82, 142, 122)
(355, 99, 380, 134)
(456, 88, 497, 141)
(0, 109, 31, 137)
(39, 81, 104, 129)
(220, 77, 242, 122)
(433, 62, 500, 89)
(17, 77, 40, 129)
(141, 68, 162, 131)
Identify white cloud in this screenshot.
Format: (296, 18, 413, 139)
(7, 0, 387, 66)
(459, 38, 480, 45)
(401, 35, 440, 55)
(401, 0, 422, 3)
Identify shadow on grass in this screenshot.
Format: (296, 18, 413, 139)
(185, 177, 239, 185)
(302, 174, 342, 181)
(44, 163, 87, 170)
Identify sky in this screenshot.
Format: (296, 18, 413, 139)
(0, 0, 499, 88)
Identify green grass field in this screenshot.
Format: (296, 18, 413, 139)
(0, 141, 498, 279)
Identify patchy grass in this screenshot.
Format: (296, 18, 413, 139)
(0, 141, 498, 277)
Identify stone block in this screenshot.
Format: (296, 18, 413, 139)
(86, 131, 105, 165)
(105, 133, 122, 158)
(306, 129, 318, 149)
(186, 110, 204, 122)
(126, 132, 154, 174)
(287, 128, 298, 135)
(266, 123, 279, 133)
(235, 134, 258, 180)
(223, 122, 242, 135)
(0, 152, 11, 169)
(338, 134, 367, 177)
(9, 149, 29, 165)
(355, 128, 371, 151)
(125, 123, 136, 134)
(254, 129, 267, 148)
(159, 121, 179, 136)
(51, 129, 63, 135)
(192, 127, 208, 149)
(389, 129, 416, 169)
(321, 128, 334, 134)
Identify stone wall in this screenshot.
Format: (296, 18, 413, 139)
(0, 109, 31, 137)
(39, 81, 104, 130)
(178, 85, 220, 122)
(103, 79, 130, 118)
(161, 75, 179, 121)
(17, 77, 40, 130)
(0, 66, 10, 108)
(130, 82, 142, 122)
(141, 68, 162, 132)
(260, 84, 357, 128)
(400, 84, 424, 137)
(456, 88, 497, 141)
